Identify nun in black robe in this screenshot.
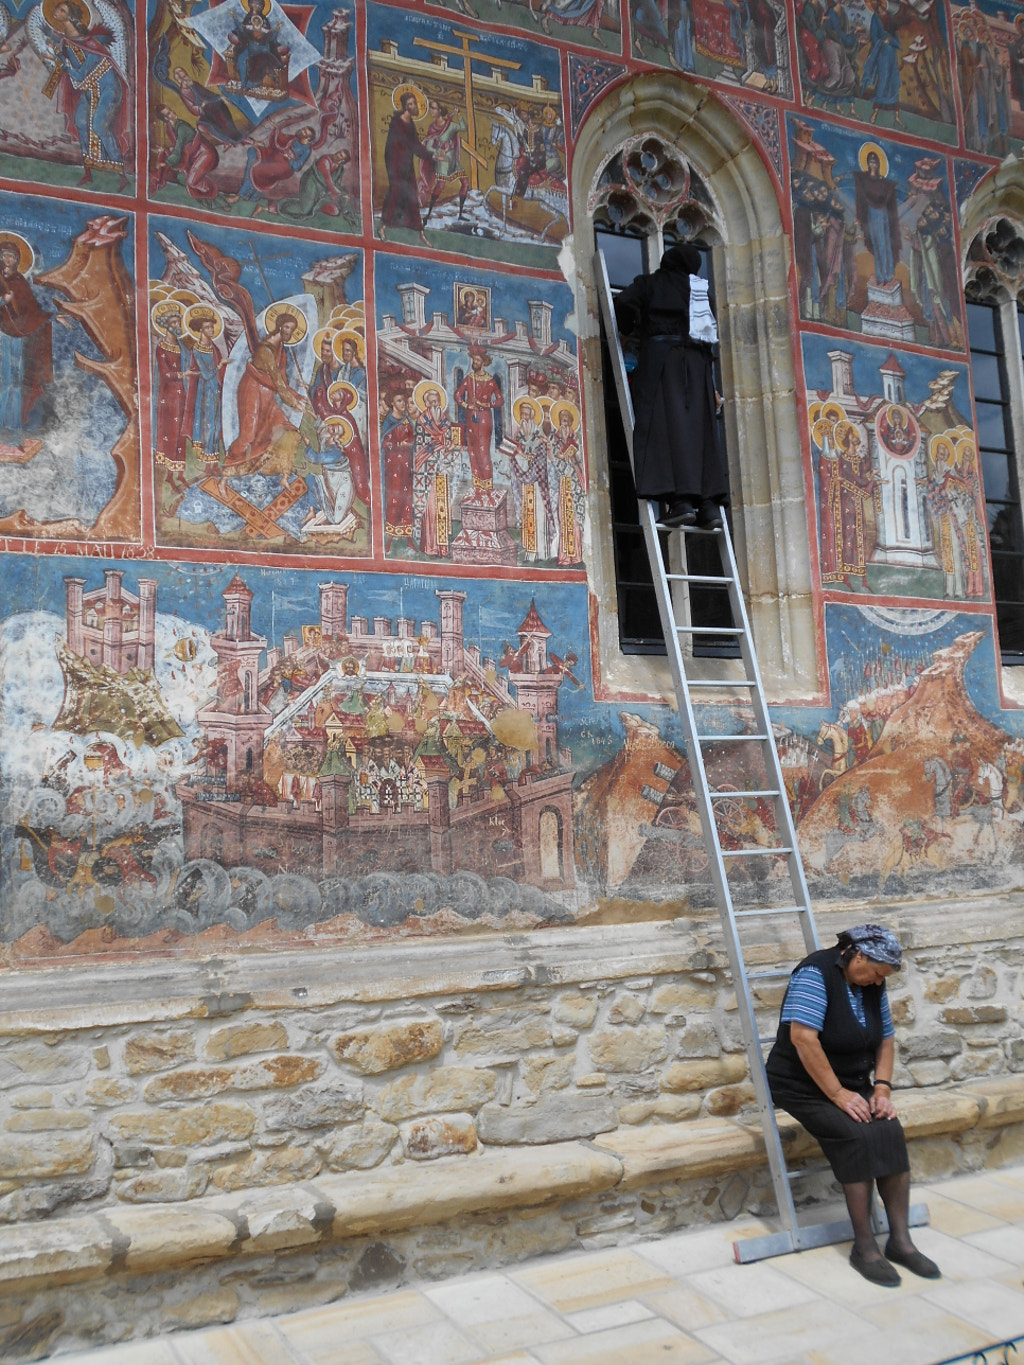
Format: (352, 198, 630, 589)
(613, 242, 728, 527)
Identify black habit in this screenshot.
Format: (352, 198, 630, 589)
(766, 946, 909, 1185)
(613, 243, 727, 502)
(381, 113, 432, 231)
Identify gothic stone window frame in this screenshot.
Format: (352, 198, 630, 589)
(571, 75, 817, 702)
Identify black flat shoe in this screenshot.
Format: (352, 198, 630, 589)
(697, 499, 724, 529)
(884, 1242, 941, 1279)
(849, 1246, 901, 1286)
(662, 498, 696, 528)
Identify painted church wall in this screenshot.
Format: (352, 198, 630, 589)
(0, 0, 1021, 975)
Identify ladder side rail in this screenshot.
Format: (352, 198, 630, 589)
(715, 522, 820, 959)
(594, 249, 802, 1240)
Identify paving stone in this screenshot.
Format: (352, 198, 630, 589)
(532, 1316, 713, 1363)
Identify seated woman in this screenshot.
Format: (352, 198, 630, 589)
(766, 924, 940, 1286)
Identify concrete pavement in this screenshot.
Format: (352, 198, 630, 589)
(51, 1163, 1024, 1365)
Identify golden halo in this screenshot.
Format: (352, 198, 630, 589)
(312, 326, 338, 357)
(322, 415, 355, 447)
(550, 400, 580, 431)
(169, 288, 200, 306)
(183, 302, 224, 340)
(820, 400, 846, 426)
(149, 281, 172, 302)
(928, 434, 955, 468)
(858, 141, 889, 177)
(332, 329, 364, 365)
(807, 400, 824, 427)
(43, 0, 92, 31)
(833, 419, 862, 451)
(327, 380, 361, 413)
(513, 395, 544, 426)
(413, 379, 448, 411)
(239, 0, 271, 15)
(537, 394, 554, 411)
(954, 433, 977, 468)
(392, 83, 428, 120)
(811, 417, 835, 449)
(151, 299, 185, 336)
(330, 302, 364, 323)
(0, 232, 34, 275)
(265, 301, 308, 344)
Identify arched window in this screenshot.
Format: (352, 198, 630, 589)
(572, 76, 817, 700)
(963, 217, 1024, 663)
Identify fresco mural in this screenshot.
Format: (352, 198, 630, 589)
(429, 0, 621, 52)
(1, 558, 592, 951)
(149, 219, 370, 555)
(375, 254, 584, 568)
(788, 115, 963, 347)
(366, 7, 567, 264)
(0, 195, 137, 541)
(0, 0, 134, 194)
(794, 0, 956, 141)
(147, 0, 358, 227)
(626, 0, 791, 95)
(951, 0, 1024, 160)
(803, 335, 986, 601)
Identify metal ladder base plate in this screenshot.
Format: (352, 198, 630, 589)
(733, 1202, 930, 1264)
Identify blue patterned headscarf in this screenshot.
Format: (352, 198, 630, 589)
(838, 924, 902, 970)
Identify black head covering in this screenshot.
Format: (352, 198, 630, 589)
(660, 242, 702, 276)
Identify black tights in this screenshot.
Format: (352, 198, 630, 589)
(843, 1169, 916, 1260)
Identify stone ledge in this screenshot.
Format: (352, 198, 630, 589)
(1, 1074, 1022, 1299)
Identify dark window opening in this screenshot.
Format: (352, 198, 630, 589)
(966, 298, 1024, 661)
(596, 224, 736, 657)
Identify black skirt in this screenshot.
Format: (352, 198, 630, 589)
(769, 1072, 909, 1185)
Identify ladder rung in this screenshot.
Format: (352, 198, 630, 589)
(709, 788, 779, 799)
(696, 733, 768, 743)
(733, 906, 805, 918)
(665, 573, 734, 585)
(722, 846, 793, 858)
(747, 970, 792, 981)
(690, 679, 757, 689)
(676, 625, 744, 635)
(758, 1035, 776, 1046)
(654, 522, 722, 536)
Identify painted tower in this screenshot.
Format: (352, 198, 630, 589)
(198, 575, 273, 794)
(319, 582, 349, 640)
(437, 589, 466, 677)
(64, 571, 158, 674)
(507, 599, 562, 768)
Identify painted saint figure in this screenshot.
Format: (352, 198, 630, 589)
(549, 401, 586, 566)
(152, 299, 188, 485)
(227, 306, 308, 476)
(508, 396, 553, 562)
(279, 148, 354, 224)
(0, 237, 53, 435)
(378, 89, 433, 244)
(854, 147, 900, 285)
(228, 0, 288, 93)
(413, 383, 454, 558)
(241, 126, 315, 214)
(860, 0, 905, 127)
(181, 304, 226, 466)
(45, 0, 131, 187)
(419, 100, 469, 224)
(381, 389, 416, 548)
(819, 419, 878, 588)
(455, 346, 502, 490)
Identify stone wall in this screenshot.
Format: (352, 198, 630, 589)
(3, 897, 1020, 1229)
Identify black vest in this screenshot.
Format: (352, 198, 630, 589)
(767, 947, 884, 1091)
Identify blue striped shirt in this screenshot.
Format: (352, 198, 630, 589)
(781, 965, 894, 1038)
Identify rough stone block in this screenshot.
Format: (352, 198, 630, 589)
(593, 1117, 762, 1190)
(950, 1050, 1003, 1081)
(673, 1022, 721, 1058)
(5, 1109, 90, 1132)
(966, 966, 999, 999)
(124, 1032, 196, 1076)
(0, 1045, 90, 1086)
(907, 1061, 951, 1087)
(454, 1012, 551, 1056)
(520, 1054, 574, 1094)
(588, 1025, 668, 1073)
(317, 1141, 622, 1237)
(401, 1113, 477, 1160)
(265, 1081, 364, 1131)
(377, 1067, 496, 1122)
(164, 1288, 239, 1330)
(0, 1132, 95, 1179)
(143, 1055, 323, 1102)
(941, 1005, 1008, 1025)
(653, 1095, 702, 1121)
(895, 1089, 979, 1138)
(889, 995, 915, 1025)
(86, 1078, 134, 1106)
(332, 1019, 443, 1074)
(109, 1103, 255, 1146)
(576, 1072, 606, 1088)
(208, 1187, 324, 1253)
(553, 993, 597, 1029)
(104, 1207, 238, 1273)
(660, 1055, 747, 1093)
(0, 1217, 113, 1292)
(115, 1165, 209, 1203)
(924, 977, 959, 1004)
(210, 1145, 321, 1192)
(705, 1083, 757, 1117)
(476, 1092, 618, 1145)
(205, 1021, 289, 1061)
(650, 980, 718, 1013)
(899, 1030, 962, 1061)
(608, 994, 645, 1025)
(9, 1089, 51, 1110)
(962, 1077, 1024, 1128)
(317, 1117, 398, 1171)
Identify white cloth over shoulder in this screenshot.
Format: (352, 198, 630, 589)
(688, 275, 718, 344)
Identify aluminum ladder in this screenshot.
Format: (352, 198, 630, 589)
(594, 248, 926, 1263)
